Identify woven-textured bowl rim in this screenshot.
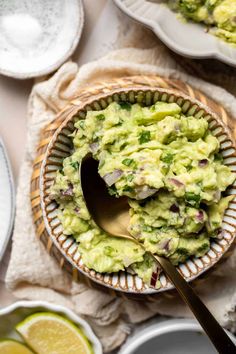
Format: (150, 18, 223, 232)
(40, 86, 236, 294)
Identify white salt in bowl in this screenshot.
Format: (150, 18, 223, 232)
(0, 0, 84, 79)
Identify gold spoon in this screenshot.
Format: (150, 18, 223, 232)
(80, 154, 236, 354)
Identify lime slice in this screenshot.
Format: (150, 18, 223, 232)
(0, 339, 34, 354)
(16, 312, 94, 354)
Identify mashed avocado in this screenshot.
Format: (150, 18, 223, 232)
(168, 0, 236, 44)
(50, 101, 235, 288)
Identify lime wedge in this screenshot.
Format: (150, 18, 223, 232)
(16, 312, 94, 354)
(0, 339, 34, 354)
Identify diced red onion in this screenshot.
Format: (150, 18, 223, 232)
(196, 210, 204, 223)
(74, 207, 80, 215)
(159, 238, 171, 252)
(198, 159, 208, 167)
(90, 142, 99, 154)
(150, 272, 158, 287)
(61, 183, 73, 197)
(170, 203, 180, 213)
(103, 169, 123, 186)
(169, 178, 184, 188)
(136, 186, 158, 200)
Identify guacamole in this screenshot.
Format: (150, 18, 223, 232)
(50, 101, 235, 288)
(168, 0, 236, 44)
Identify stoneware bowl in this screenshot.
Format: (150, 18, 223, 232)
(40, 87, 236, 295)
(118, 319, 236, 354)
(0, 0, 84, 79)
(114, 0, 236, 67)
(0, 300, 102, 354)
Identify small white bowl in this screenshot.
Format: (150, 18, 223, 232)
(0, 0, 84, 79)
(0, 300, 102, 354)
(119, 319, 236, 354)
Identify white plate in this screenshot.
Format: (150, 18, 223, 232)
(119, 319, 236, 354)
(0, 0, 84, 79)
(114, 0, 236, 67)
(0, 300, 102, 354)
(0, 138, 15, 261)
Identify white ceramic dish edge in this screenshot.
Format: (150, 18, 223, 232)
(119, 319, 236, 354)
(113, 0, 236, 68)
(0, 300, 103, 354)
(0, 138, 15, 261)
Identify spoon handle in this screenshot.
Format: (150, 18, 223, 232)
(154, 255, 236, 354)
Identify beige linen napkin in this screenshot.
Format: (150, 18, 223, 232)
(5, 46, 236, 352)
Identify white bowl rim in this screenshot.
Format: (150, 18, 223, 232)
(0, 0, 84, 79)
(0, 137, 15, 261)
(0, 300, 102, 354)
(119, 318, 236, 354)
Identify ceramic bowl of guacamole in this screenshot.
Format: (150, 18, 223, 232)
(40, 87, 236, 295)
(114, 0, 236, 67)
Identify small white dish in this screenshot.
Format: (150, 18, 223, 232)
(119, 319, 236, 354)
(0, 138, 14, 262)
(0, 300, 102, 354)
(0, 0, 84, 79)
(114, 0, 236, 68)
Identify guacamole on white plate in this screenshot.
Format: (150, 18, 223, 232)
(50, 101, 235, 288)
(168, 0, 236, 44)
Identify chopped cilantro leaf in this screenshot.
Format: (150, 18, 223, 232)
(119, 102, 131, 110)
(150, 105, 156, 112)
(214, 153, 223, 162)
(161, 153, 174, 164)
(104, 246, 115, 256)
(120, 142, 128, 149)
(127, 174, 134, 182)
(139, 131, 151, 144)
(79, 120, 85, 129)
(115, 118, 124, 126)
(70, 161, 79, 169)
(177, 248, 189, 256)
(59, 168, 64, 176)
(185, 192, 200, 207)
(96, 114, 105, 121)
(122, 158, 134, 166)
(197, 243, 209, 253)
(143, 225, 153, 232)
(123, 186, 134, 193)
(108, 185, 119, 197)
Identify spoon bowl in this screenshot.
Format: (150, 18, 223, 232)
(80, 154, 132, 241)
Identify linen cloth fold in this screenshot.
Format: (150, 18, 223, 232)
(5, 46, 236, 352)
